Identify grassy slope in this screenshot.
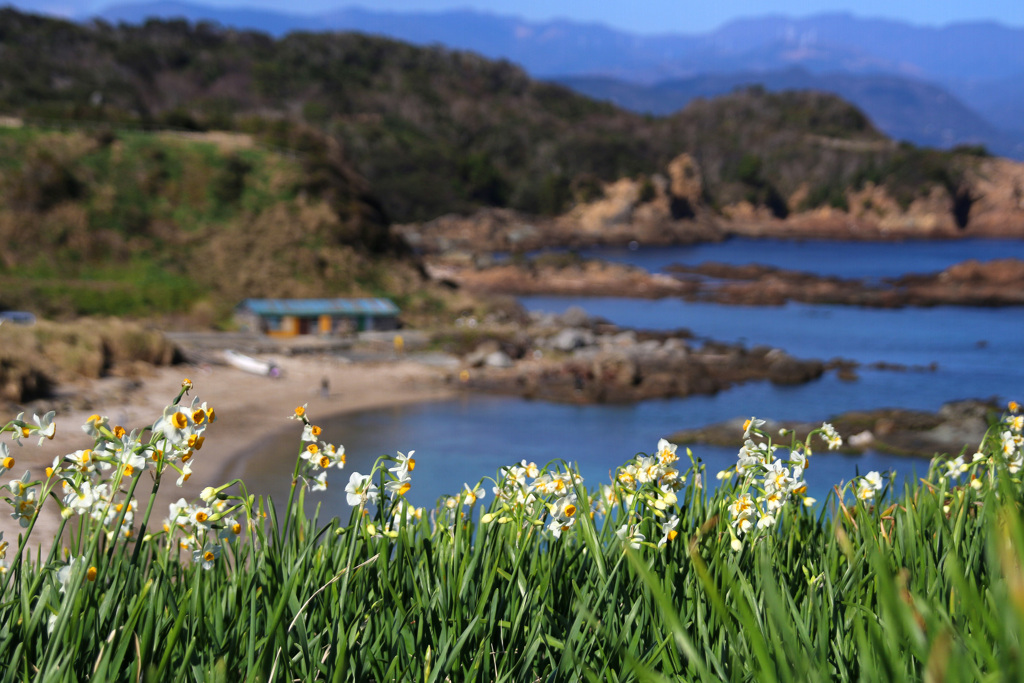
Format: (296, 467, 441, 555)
(0, 125, 436, 320)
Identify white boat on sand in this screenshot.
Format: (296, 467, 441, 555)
(223, 349, 281, 378)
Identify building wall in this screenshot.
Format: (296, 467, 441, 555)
(266, 316, 300, 337)
(257, 313, 399, 336)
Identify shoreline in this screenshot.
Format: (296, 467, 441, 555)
(0, 354, 457, 550)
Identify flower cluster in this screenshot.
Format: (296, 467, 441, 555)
(930, 401, 1024, 496)
(291, 404, 346, 492)
(477, 438, 695, 551)
(855, 471, 885, 502)
(718, 419, 830, 551)
(480, 459, 582, 540)
(606, 439, 693, 549)
(345, 450, 425, 540)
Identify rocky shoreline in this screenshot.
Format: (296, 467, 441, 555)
(666, 257, 1024, 307)
(437, 307, 919, 404)
(668, 400, 1000, 459)
(428, 255, 1024, 308)
(395, 155, 1024, 256)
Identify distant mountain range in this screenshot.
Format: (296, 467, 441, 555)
(93, 2, 1024, 158)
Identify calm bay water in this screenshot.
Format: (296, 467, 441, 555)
(244, 239, 1023, 515)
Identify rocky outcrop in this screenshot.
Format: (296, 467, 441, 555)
(429, 255, 1024, 308)
(667, 153, 703, 219)
(396, 155, 1024, 255)
(668, 400, 1000, 459)
(426, 258, 695, 298)
(666, 258, 1024, 307)
(445, 311, 844, 405)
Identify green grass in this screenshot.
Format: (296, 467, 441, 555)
(1, 389, 1023, 681)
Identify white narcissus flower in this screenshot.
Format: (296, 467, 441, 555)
(763, 460, 791, 493)
(82, 413, 109, 437)
(389, 451, 416, 479)
(56, 556, 82, 593)
(322, 443, 345, 469)
(300, 423, 323, 443)
(345, 472, 378, 507)
(63, 480, 95, 516)
(520, 461, 539, 478)
(193, 543, 220, 570)
(176, 461, 192, 487)
(743, 417, 765, 437)
(857, 471, 884, 501)
(385, 475, 411, 499)
(310, 471, 328, 492)
(33, 411, 56, 444)
(658, 514, 680, 547)
(462, 483, 486, 505)
(189, 506, 212, 531)
(821, 422, 843, 450)
(615, 524, 645, 550)
(655, 438, 678, 465)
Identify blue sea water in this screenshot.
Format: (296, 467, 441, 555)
(244, 239, 1023, 515)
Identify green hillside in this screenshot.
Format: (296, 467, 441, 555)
(0, 9, 979, 226)
(0, 125, 422, 319)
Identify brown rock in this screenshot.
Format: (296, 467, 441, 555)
(667, 153, 704, 219)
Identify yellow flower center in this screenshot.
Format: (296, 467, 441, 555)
(294, 406, 305, 417)
(205, 407, 216, 422)
(231, 523, 242, 535)
(398, 482, 411, 496)
(86, 566, 97, 581)
(124, 465, 134, 476)
(307, 444, 319, 455)
(2, 456, 13, 469)
(192, 410, 206, 425)
(20, 427, 30, 438)
(204, 551, 215, 563)
(311, 425, 322, 436)
(667, 530, 679, 542)
(319, 455, 330, 468)
(195, 511, 208, 523)
(113, 426, 126, 439)
(171, 412, 188, 430)
(407, 458, 416, 471)
(564, 504, 577, 518)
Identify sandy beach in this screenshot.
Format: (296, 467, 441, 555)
(0, 353, 456, 553)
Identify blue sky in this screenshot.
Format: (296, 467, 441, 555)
(12, 0, 1024, 34)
